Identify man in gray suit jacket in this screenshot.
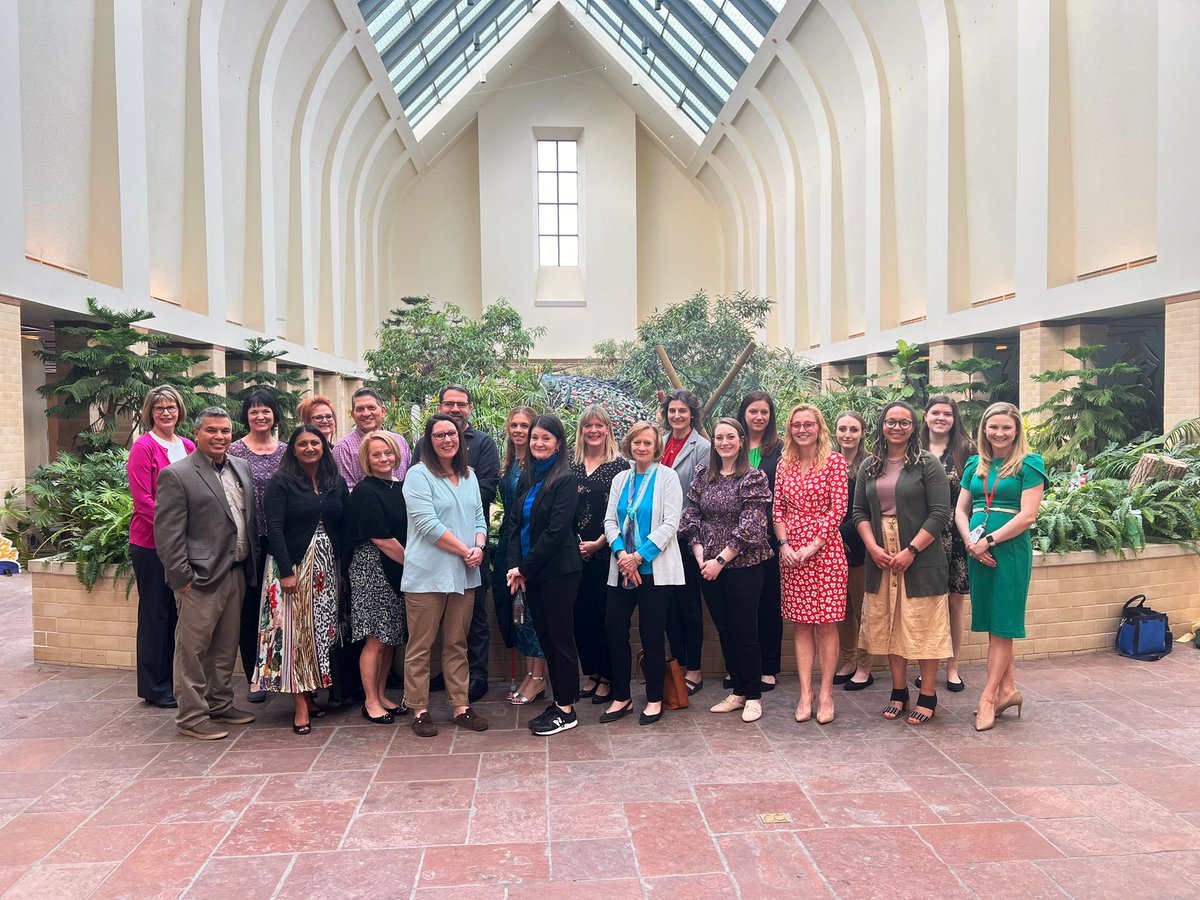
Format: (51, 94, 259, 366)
(155, 407, 260, 740)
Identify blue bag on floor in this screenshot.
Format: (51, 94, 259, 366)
(1115, 594, 1173, 661)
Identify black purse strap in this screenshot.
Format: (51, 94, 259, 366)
(1123, 594, 1148, 612)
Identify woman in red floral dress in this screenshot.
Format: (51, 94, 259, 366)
(773, 404, 849, 725)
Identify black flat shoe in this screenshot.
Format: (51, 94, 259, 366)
(832, 673, 852, 686)
(723, 676, 733, 690)
(145, 696, 178, 709)
(579, 677, 603, 699)
(246, 689, 267, 704)
(386, 705, 410, 717)
(639, 708, 663, 726)
(947, 677, 966, 693)
(598, 700, 634, 724)
(843, 674, 874, 692)
(684, 677, 703, 695)
(759, 680, 776, 693)
(361, 705, 395, 725)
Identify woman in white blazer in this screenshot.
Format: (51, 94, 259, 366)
(600, 422, 685, 727)
(660, 389, 711, 692)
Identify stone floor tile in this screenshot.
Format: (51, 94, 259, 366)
(205, 747, 322, 776)
(217, 800, 357, 856)
(1107, 764, 1200, 813)
(1033, 817, 1147, 857)
(642, 872, 739, 897)
(1037, 854, 1198, 899)
(548, 759, 692, 805)
(1060, 783, 1200, 851)
(916, 821, 1063, 864)
(0, 736, 78, 771)
(1159, 849, 1200, 886)
(1067, 738, 1193, 769)
(799, 826, 971, 899)
(546, 726, 613, 761)
(185, 854, 292, 898)
(280, 848, 423, 899)
(29, 771, 137, 814)
(343, 809, 470, 849)
(949, 861, 1068, 898)
(0, 811, 88, 865)
(360, 778, 476, 813)
(945, 745, 1115, 788)
(548, 802, 629, 840)
(45, 823, 154, 864)
(469, 790, 548, 844)
(989, 786, 1091, 819)
(677, 751, 794, 786)
(48, 742, 165, 772)
(508, 877, 643, 898)
(793, 762, 910, 795)
(310, 724, 399, 770)
(609, 730, 709, 760)
(384, 730, 455, 755)
(417, 842, 550, 886)
(91, 820, 231, 900)
(903, 774, 1021, 823)
(0, 771, 65, 799)
(476, 750, 546, 793)
(548, 837, 639, 882)
(376, 752, 480, 782)
(811, 789, 942, 827)
(7, 701, 137, 740)
(716, 831, 833, 897)
(134, 741, 229, 779)
(90, 775, 266, 826)
(3, 861, 117, 900)
(694, 781, 824, 832)
(625, 801, 723, 877)
(256, 769, 374, 804)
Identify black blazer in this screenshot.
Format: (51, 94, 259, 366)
(504, 471, 583, 581)
(265, 473, 349, 578)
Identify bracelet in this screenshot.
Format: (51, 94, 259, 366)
(906, 544, 918, 555)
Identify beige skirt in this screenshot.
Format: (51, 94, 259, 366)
(859, 516, 952, 660)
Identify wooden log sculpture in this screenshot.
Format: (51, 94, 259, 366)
(1127, 453, 1188, 491)
(653, 338, 757, 434)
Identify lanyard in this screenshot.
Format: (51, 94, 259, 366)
(624, 466, 656, 531)
(980, 466, 1000, 526)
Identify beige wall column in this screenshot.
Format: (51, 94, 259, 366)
(1164, 294, 1200, 429)
(820, 362, 852, 389)
(927, 341, 980, 389)
(183, 345, 227, 396)
(866, 353, 897, 387)
(1019, 321, 1106, 418)
(0, 299, 26, 495)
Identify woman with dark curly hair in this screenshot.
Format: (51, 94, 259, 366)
(852, 402, 951, 726)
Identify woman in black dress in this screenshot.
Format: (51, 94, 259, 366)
(571, 405, 629, 704)
(834, 412, 871, 689)
(346, 431, 409, 724)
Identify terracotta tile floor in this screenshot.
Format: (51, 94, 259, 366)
(4, 575, 1200, 898)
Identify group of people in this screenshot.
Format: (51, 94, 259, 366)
(129, 379, 1046, 742)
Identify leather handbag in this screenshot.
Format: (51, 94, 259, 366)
(634, 651, 690, 710)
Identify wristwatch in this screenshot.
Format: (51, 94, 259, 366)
(985, 534, 996, 546)
(778, 539, 790, 546)
(906, 544, 918, 555)
(716, 554, 728, 566)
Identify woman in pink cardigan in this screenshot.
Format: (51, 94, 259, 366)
(128, 385, 195, 709)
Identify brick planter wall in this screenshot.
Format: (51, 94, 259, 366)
(30, 545, 1200, 675)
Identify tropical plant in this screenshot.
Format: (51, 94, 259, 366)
(2, 449, 134, 590)
(934, 355, 1016, 434)
(1028, 344, 1147, 471)
(227, 337, 311, 435)
(882, 339, 928, 406)
(364, 296, 549, 441)
(36, 298, 229, 452)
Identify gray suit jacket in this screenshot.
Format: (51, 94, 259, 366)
(669, 430, 711, 509)
(154, 452, 259, 592)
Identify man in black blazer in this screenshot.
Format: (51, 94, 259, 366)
(413, 384, 500, 701)
(155, 408, 260, 740)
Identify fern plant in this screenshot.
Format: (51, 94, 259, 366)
(934, 355, 1015, 435)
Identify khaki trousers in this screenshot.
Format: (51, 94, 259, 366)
(404, 590, 474, 710)
(173, 568, 245, 729)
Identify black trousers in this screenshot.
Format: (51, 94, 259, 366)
(525, 571, 582, 706)
(238, 536, 268, 684)
(702, 562, 765, 699)
(132, 543, 177, 703)
(467, 550, 491, 688)
(666, 540, 705, 670)
(606, 577, 672, 703)
(574, 552, 612, 680)
(757, 553, 783, 676)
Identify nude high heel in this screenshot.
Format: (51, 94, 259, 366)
(995, 690, 1024, 718)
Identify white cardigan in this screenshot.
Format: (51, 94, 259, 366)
(603, 464, 685, 587)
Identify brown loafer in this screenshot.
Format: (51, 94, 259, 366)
(452, 707, 489, 732)
(411, 712, 438, 737)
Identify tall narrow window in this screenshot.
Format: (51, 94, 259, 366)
(536, 139, 578, 267)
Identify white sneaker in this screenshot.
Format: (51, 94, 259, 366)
(710, 694, 746, 714)
(741, 699, 763, 723)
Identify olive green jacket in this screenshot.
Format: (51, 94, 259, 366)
(851, 450, 951, 598)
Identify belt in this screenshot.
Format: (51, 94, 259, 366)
(976, 507, 1020, 514)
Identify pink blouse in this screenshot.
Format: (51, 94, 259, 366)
(128, 432, 196, 548)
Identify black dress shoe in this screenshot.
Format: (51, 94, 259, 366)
(361, 705, 395, 725)
(759, 680, 777, 693)
(723, 676, 733, 689)
(598, 700, 634, 724)
(832, 673, 852, 686)
(429, 673, 446, 692)
(386, 705, 410, 717)
(843, 673, 875, 692)
(468, 682, 488, 703)
(246, 689, 267, 704)
(145, 696, 178, 709)
(639, 708, 663, 726)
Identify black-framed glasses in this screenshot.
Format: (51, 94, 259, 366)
(431, 431, 459, 441)
(883, 420, 913, 430)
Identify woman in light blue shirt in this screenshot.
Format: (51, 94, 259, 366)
(402, 414, 489, 738)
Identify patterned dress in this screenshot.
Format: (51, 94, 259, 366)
(937, 450, 971, 595)
(346, 476, 409, 645)
(774, 453, 850, 624)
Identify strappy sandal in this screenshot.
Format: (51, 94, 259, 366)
(579, 676, 604, 699)
(510, 675, 546, 705)
(292, 719, 312, 735)
(882, 688, 910, 720)
(907, 693, 937, 725)
(684, 676, 704, 695)
(590, 678, 613, 704)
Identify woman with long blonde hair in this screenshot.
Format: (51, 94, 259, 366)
(954, 402, 1047, 732)
(773, 404, 849, 725)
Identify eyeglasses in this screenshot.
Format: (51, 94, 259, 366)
(431, 431, 459, 441)
(310, 414, 334, 422)
(792, 422, 819, 431)
(883, 420, 913, 430)
(153, 404, 177, 413)
(441, 400, 470, 408)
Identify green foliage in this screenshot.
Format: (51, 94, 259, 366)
(588, 291, 816, 423)
(884, 339, 928, 406)
(1029, 344, 1147, 470)
(2, 450, 133, 590)
(934, 355, 1015, 435)
(228, 338, 311, 436)
(36, 298, 229, 452)
(364, 296, 549, 441)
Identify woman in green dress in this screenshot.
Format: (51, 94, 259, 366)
(954, 402, 1048, 732)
